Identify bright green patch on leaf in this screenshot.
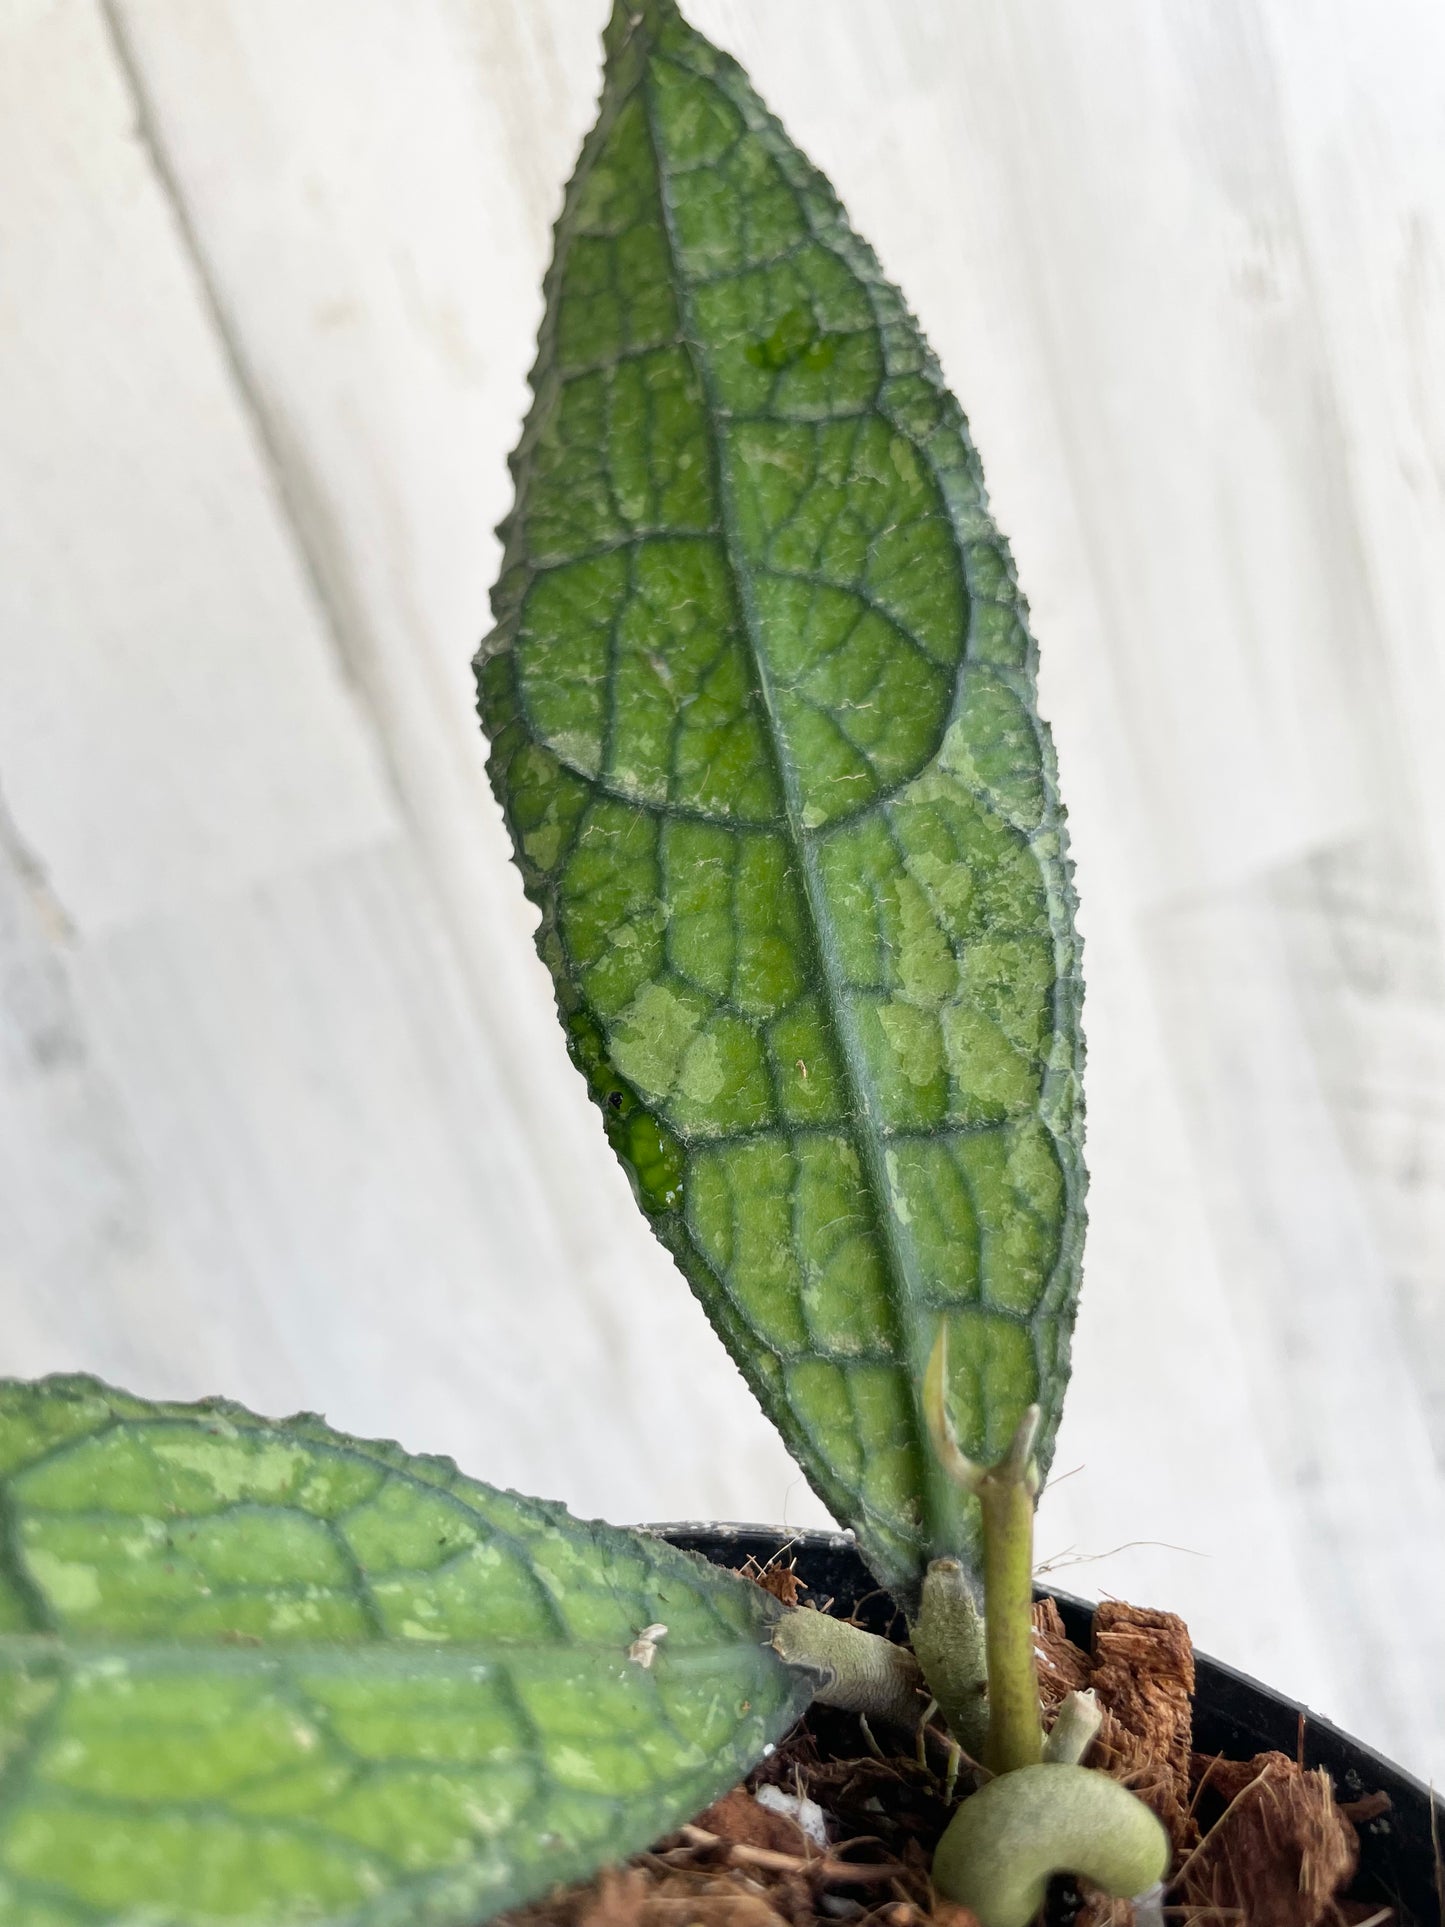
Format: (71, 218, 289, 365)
(478, 0, 1085, 1598)
(0, 1377, 809, 1927)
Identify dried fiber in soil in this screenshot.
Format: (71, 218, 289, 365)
(741, 1555, 809, 1611)
(1177, 1750, 1362, 1927)
(1034, 1599, 1197, 1854)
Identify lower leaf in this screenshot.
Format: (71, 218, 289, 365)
(0, 1377, 810, 1927)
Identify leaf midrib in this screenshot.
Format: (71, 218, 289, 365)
(637, 53, 956, 1570)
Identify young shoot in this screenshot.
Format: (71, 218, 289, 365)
(920, 1322, 1044, 1775)
(919, 1325, 1173, 1927)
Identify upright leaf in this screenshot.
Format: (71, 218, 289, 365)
(0, 1377, 808, 1927)
(478, 0, 1084, 1596)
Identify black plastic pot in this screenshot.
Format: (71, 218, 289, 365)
(656, 1524, 1442, 1927)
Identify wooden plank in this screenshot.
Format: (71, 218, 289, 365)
(1036, 855, 1345, 1723)
(1152, 875, 1445, 1775)
(1273, 839, 1445, 1454)
(1255, 0, 1445, 938)
(0, 789, 199, 1391)
(0, 0, 397, 933)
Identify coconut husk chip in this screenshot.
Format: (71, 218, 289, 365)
(1175, 1750, 1361, 1927)
(740, 1555, 810, 1611)
(693, 1788, 822, 1860)
(1090, 1602, 1196, 1849)
(1033, 1599, 1197, 1851)
(1031, 1604, 1372, 1927)
(1034, 1598, 1094, 1701)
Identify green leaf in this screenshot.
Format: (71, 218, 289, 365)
(477, 0, 1085, 1597)
(0, 1376, 809, 1927)
(477, 3, 1086, 1595)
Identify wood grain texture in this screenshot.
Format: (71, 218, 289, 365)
(2, 0, 1443, 1778)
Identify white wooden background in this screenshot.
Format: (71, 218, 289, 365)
(3, 0, 1444, 1782)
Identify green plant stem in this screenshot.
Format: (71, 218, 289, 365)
(921, 1327, 1045, 1773)
(978, 1448, 1042, 1774)
(770, 1607, 925, 1728)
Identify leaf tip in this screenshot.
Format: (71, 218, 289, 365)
(604, 0, 680, 60)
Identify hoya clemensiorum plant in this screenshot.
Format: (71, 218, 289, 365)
(0, 6, 1167, 1924)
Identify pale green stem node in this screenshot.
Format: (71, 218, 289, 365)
(770, 1607, 925, 1729)
(932, 1762, 1170, 1927)
(910, 1557, 989, 1761)
(1043, 1688, 1103, 1766)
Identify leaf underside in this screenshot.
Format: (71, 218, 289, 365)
(0, 1377, 808, 1927)
(478, 0, 1085, 1597)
